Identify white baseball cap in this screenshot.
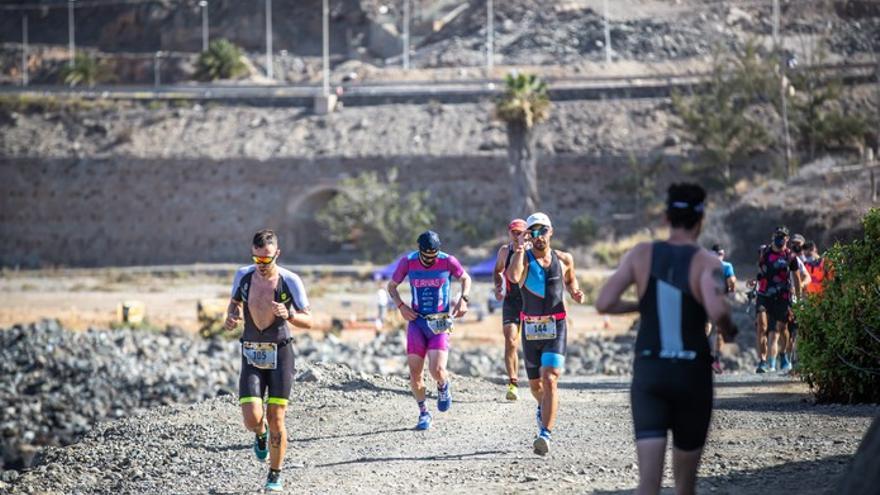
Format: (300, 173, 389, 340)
(526, 212, 552, 229)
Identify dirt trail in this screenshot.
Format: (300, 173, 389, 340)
(7, 366, 876, 495)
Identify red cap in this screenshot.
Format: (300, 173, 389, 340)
(508, 219, 527, 231)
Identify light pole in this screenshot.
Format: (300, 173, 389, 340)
(199, 0, 209, 52)
(772, 0, 793, 177)
(154, 51, 163, 87)
(265, 0, 273, 79)
(22, 15, 28, 86)
(402, 0, 410, 70)
(322, 0, 329, 96)
(68, 0, 76, 66)
(780, 56, 794, 179)
(603, 0, 611, 64)
(486, 0, 493, 70)
(772, 0, 780, 48)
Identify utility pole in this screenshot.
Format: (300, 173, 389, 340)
(487, 0, 494, 70)
(68, 0, 75, 66)
(780, 69, 793, 178)
(402, 0, 410, 70)
(603, 0, 611, 64)
(323, 0, 330, 96)
(265, 0, 273, 79)
(21, 15, 28, 86)
(772, 0, 780, 48)
(199, 0, 209, 51)
(154, 51, 163, 87)
(773, 0, 793, 178)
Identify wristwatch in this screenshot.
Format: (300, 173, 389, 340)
(461, 295, 470, 303)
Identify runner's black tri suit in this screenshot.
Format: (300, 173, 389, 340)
(231, 265, 309, 407)
(502, 243, 523, 326)
(519, 249, 567, 380)
(632, 242, 712, 451)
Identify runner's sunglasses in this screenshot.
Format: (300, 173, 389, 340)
(529, 226, 550, 238)
(252, 254, 277, 265)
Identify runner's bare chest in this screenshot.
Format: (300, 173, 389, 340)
(248, 274, 280, 331)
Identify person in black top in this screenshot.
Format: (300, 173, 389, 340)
(596, 184, 738, 495)
(506, 212, 586, 456)
(492, 218, 529, 401)
(224, 229, 313, 493)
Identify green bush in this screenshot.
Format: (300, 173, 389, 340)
(671, 40, 775, 185)
(60, 52, 114, 87)
(194, 39, 248, 81)
(568, 213, 599, 246)
(316, 169, 434, 262)
(787, 47, 873, 158)
(795, 208, 880, 403)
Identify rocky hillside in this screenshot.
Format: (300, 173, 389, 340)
(1, 0, 878, 84)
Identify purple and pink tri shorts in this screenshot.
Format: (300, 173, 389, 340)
(406, 318, 450, 357)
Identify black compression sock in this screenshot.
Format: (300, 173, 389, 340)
(256, 428, 268, 448)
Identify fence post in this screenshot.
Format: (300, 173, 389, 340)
(22, 14, 28, 86)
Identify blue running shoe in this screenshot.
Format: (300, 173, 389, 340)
(756, 360, 767, 373)
(416, 411, 433, 431)
(536, 404, 543, 429)
(533, 428, 552, 456)
(253, 424, 269, 461)
(437, 383, 452, 412)
(767, 357, 777, 372)
(265, 470, 283, 492)
(780, 354, 792, 372)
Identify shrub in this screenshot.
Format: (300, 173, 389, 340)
(317, 169, 434, 262)
(787, 47, 873, 158)
(60, 52, 114, 87)
(569, 213, 599, 246)
(194, 39, 248, 81)
(591, 228, 667, 268)
(671, 40, 775, 185)
(795, 208, 880, 403)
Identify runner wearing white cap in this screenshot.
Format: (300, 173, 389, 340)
(506, 212, 586, 455)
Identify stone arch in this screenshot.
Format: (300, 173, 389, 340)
(281, 184, 344, 259)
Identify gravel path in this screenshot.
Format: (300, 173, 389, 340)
(5, 363, 875, 495)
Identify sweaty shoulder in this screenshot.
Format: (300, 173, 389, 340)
(277, 266, 310, 311)
(696, 247, 722, 270)
(554, 250, 575, 266)
(620, 242, 653, 272)
(627, 242, 653, 263)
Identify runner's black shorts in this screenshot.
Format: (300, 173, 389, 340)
(631, 357, 713, 451)
(521, 317, 567, 380)
(239, 343, 295, 407)
(502, 293, 522, 325)
(756, 295, 791, 329)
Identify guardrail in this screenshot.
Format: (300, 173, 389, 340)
(0, 62, 875, 107)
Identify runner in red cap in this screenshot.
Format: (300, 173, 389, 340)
(493, 219, 529, 400)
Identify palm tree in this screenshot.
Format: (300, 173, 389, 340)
(195, 39, 248, 81)
(61, 52, 113, 88)
(495, 73, 551, 218)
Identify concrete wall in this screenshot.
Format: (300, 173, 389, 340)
(0, 154, 627, 267)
